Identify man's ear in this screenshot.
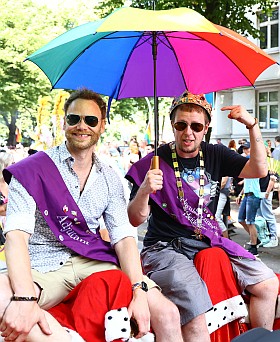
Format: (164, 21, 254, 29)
(204, 123, 210, 135)
(100, 119, 106, 134)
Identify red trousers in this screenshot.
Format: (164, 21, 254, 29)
(48, 270, 132, 342)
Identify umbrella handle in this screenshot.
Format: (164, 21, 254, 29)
(151, 156, 159, 170)
(151, 156, 160, 194)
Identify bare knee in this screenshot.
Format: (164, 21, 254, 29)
(148, 289, 181, 334)
(248, 276, 279, 300)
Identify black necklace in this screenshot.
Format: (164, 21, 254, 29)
(178, 154, 199, 184)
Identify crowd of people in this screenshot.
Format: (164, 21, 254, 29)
(214, 136, 280, 255)
(0, 88, 279, 342)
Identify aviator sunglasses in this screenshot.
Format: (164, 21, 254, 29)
(66, 114, 99, 127)
(173, 121, 204, 133)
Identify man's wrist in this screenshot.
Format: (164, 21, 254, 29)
(11, 295, 38, 302)
(246, 118, 258, 129)
(132, 281, 148, 292)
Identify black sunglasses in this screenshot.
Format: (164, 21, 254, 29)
(66, 114, 99, 127)
(173, 121, 204, 133)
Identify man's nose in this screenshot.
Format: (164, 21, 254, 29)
(77, 117, 88, 128)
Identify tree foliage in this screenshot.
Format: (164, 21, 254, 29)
(0, 0, 99, 146)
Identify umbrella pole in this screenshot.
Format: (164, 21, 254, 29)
(151, 31, 160, 169)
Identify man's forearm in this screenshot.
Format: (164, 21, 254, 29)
(127, 188, 150, 227)
(5, 231, 37, 297)
(115, 237, 144, 284)
(240, 124, 268, 179)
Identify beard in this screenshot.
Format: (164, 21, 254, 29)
(176, 139, 201, 156)
(65, 129, 100, 151)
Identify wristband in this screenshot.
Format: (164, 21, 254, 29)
(246, 118, 258, 129)
(11, 296, 38, 302)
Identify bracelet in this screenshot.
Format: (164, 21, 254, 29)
(11, 296, 38, 302)
(131, 281, 148, 292)
(246, 118, 258, 129)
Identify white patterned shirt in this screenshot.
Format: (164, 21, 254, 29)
(4, 143, 136, 272)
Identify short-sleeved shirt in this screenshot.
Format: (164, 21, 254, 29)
(127, 142, 248, 247)
(4, 143, 136, 272)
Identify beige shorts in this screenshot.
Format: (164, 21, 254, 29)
(32, 255, 156, 310)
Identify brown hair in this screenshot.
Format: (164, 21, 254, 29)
(64, 88, 106, 119)
(228, 139, 237, 150)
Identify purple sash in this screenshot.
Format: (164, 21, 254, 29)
(4, 152, 119, 265)
(127, 154, 255, 260)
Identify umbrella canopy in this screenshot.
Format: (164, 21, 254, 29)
(26, 7, 277, 98)
(26, 7, 278, 157)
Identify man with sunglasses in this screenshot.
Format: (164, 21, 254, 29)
(126, 91, 279, 342)
(0, 88, 182, 342)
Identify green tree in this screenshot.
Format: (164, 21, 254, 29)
(0, 0, 97, 146)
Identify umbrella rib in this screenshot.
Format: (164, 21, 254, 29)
(161, 31, 188, 92)
(112, 34, 144, 100)
(50, 31, 118, 89)
(188, 31, 255, 86)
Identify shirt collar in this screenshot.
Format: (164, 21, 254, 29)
(58, 142, 102, 172)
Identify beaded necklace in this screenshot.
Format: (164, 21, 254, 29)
(170, 142, 205, 240)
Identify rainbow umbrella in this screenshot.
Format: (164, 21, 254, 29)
(26, 7, 278, 157)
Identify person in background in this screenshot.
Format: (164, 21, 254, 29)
(215, 176, 233, 238)
(236, 142, 261, 255)
(237, 138, 248, 154)
(0, 152, 14, 225)
(144, 143, 155, 156)
(236, 178, 261, 256)
(139, 140, 148, 156)
(266, 139, 274, 154)
(272, 135, 280, 214)
(228, 139, 237, 152)
(124, 140, 142, 172)
(241, 142, 251, 157)
(126, 91, 278, 342)
(258, 173, 279, 248)
(0, 88, 182, 342)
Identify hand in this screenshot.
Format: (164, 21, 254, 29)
(265, 192, 269, 199)
(127, 290, 150, 339)
(0, 301, 51, 341)
(0, 203, 7, 216)
(139, 169, 163, 195)
(236, 195, 242, 205)
(221, 105, 255, 128)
